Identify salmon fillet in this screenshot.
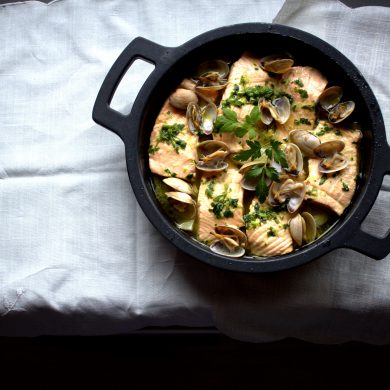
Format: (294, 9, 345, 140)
(197, 169, 244, 243)
(274, 66, 327, 142)
(213, 53, 276, 152)
(149, 100, 198, 180)
(245, 200, 293, 257)
(305, 121, 362, 215)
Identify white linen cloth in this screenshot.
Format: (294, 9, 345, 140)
(0, 0, 389, 343)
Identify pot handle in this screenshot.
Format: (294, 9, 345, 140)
(92, 37, 167, 140)
(345, 143, 390, 260)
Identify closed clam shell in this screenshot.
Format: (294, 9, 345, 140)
(318, 86, 343, 111)
(289, 214, 306, 246)
(163, 177, 193, 195)
(314, 140, 345, 158)
(169, 88, 198, 110)
(289, 130, 321, 157)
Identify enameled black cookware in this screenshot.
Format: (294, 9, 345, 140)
(93, 23, 390, 272)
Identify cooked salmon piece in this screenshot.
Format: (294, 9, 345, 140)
(245, 199, 293, 256)
(276, 66, 327, 139)
(197, 169, 244, 243)
(305, 121, 362, 215)
(213, 53, 277, 153)
(149, 100, 198, 180)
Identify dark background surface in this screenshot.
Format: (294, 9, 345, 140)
(1, 0, 389, 386)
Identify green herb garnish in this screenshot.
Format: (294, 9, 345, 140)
(295, 88, 308, 99)
(157, 123, 187, 153)
(342, 181, 350, 192)
(148, 144, 160, 155)
(164, 168, 177, 177)
(267, 226, 278, 237)
(294, 117, 311, 126)
(293, 79, 304, 87)
(319, 174, 328, 185)
(205, 179, 215, 199)
(209, 185, 239, 219)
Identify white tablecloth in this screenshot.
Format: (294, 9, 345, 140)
(1, 0, 389, 343)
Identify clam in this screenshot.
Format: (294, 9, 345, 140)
(284, 143, 303, 176)
(163, 177, 194, 196)
(193, 60, 229, 91)
(313, 140, 345, 158)
(268, 179, 305, 213)
(210, 225, 247, 258)
(259, 96, 291, 125)
(169, 88, 198, 110)
(302, 212, 317, 243)
(328, 101, 355, 124)
(186, 102, 217, 135)
(289, 212, 317, 246)
(199, 102, 217, 135)
(196, 140, 229, 172)
(318, 153, 349, 173)
(289, 130, 321, 157)
(260, 54, 294, 74)
(166, 191, 196, 220)
(187, 102, 202, 134)
(318, 86, 343, 111)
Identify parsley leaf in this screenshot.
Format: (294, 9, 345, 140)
(270, 139, 288, 168)
(233, 140, 262, 162)
(214, 108, 238, 133)
(255, 174, 269, 204)
(264, 166, 279, 182)
(245, 164, 263, 179)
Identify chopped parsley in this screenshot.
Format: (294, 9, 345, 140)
(282, 223, 289, 230)
(148, 144, 160, 155)
(164, 168, 177, 177)
(295, 88, 308, 99)
(315, 124, 333, 136)
(342, 181, 350, 192)
(267, 226, 278, 237)
(205, 179, 216, 199)
(209, 185, 238, 219)
(293, 79, 304, 87)
(301, 103, 317, 111)
(157, 123, 187, 153)
(186, 173, 194, 181)
(294, 117, 311, 126)
(222, 83, 294, 108)
(319, 174, 328, 185)
(243, 203, 278, 230)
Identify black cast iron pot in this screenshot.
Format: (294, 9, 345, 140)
(93, 23, 390, 272)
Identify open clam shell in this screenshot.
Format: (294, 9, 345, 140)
(166, 191, 196, 220)
(268, 179, 305, 213)
(186, 102, 202, 134)
(260, 54, 294, 74)
(193, 60, 229, 92)
(196, 140, 230, 172)
(328, 101, 355, 124)
(318, 86, 343, 112)
(239, 160, 267, 191)
(289, 130, 321, 157)
(318, 153, 349, 173)
(210, 225, 247, 258)
(314, 140, 345, 158)
(284, 143, 303, 176)
(259, 96, 291, 125)
(200, 102, 217, 135)
(302, 212, 317, 243)
(163, 178, 194, 196)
